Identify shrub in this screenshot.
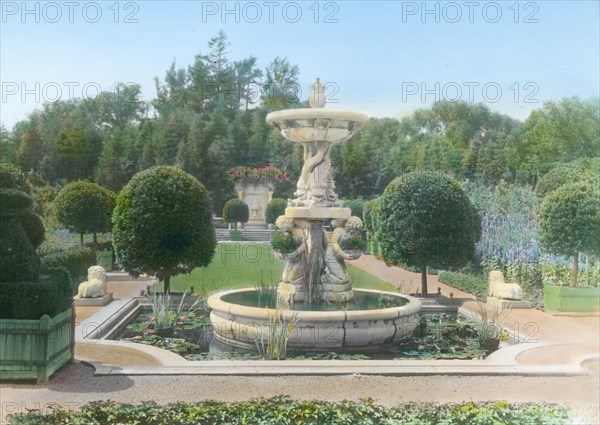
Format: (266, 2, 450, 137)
(0, 163, 30, 193)
(0, 280, 65, 319)
(0, 164, 73, 319)
(538, 181, 600, 286)
(53, 181, 116, 245)
(343, 198, 365, 219)
(112, 166, 216, 293)
(1, 188, 34, 213)
(222, 198, 249, 230)
(40, 246, 97, 285)
(18, 212, 46, 248)
(378, 172, 481, 296)
(264, 198, 286, 224)
(438, 271, 488, 298)
(362, 197, 381, 235)
(0, 219, 41, 282)
(7, 398, 572, 425)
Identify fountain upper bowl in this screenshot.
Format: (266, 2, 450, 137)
(266, 108, 369, 143)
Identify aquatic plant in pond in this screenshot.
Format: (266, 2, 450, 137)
(254, 271, 278, 307)
(146, 291, 205, 331)
(122, 313, 491, 361)
(254, 309, 299, 360)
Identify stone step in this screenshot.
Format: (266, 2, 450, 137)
(215, 229, 271, 242)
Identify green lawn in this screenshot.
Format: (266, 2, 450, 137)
(153, 243, 394, 294)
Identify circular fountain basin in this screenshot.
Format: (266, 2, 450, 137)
(208, 288, 421, 352)
(266, 109, 369, 144)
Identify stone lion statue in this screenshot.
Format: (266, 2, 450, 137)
(488, 270, 523, 300)
(77, 265, 108, 298)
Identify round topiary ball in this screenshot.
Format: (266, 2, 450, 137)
(223, 198, 249, 228)
(265, 198, 287, 224)
(378, 172, 481, 296)
(112, 166, 216, 293)
(54, 181, 116, 240)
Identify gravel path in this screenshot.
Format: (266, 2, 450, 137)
(2, 360, 599, 424)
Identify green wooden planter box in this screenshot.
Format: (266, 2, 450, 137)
(230, 230, 243, 241)
(543, 283, 600, 313)
(0, 308, 74, 383)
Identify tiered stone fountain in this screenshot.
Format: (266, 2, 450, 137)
(208, 80, 421, 352)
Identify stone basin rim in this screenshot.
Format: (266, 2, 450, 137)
(207, 288, 422, 321)
(266, 108, 369, 124)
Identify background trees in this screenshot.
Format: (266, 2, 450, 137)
(112, 166, 216, 293)
(377, 172, 481, 296)
(9, 31, 596, 211)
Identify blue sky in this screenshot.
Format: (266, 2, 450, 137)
(1, 1, 599, 129)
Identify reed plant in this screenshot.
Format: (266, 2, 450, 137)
(254, 309, 299, 360)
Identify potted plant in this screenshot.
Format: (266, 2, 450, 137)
(339, 234, 367, 260)
(538, 181, 600, 313)
(0, 165, 75, 383)
(271, 230, 301, 260)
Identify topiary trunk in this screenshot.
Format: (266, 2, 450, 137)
(164, 274, 171, 294)
(421, 264, 428, 297)
(571, 252, 578, 287)
(80, 233, 84, 247)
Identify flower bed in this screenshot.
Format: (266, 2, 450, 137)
(227, 165, 289, 184)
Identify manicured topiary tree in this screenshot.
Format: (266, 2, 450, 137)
(0, 164, 43, 282)
(0, 164, 73, 319)
(378, 172, 481, 296)
(112, 166, 216, 293)
(265, 198, 287, 225)
(54, 181, 116, 246)
(538, 181, 600, 286)
(223, 198, 249, 230)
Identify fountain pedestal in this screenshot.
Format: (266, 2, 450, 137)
(265, 80, 370, 307)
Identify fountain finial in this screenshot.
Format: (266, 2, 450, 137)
(309, 78, 326, 108)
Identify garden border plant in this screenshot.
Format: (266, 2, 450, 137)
(8, 397, 572, 425)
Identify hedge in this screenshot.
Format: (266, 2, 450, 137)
(438, 271, 488, 298)
(343, 198, 365, 219)
(40, 247, 97, 285)
(8, 398, 571, 425)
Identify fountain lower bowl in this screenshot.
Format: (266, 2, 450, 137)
(208, 288, 421, 352)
